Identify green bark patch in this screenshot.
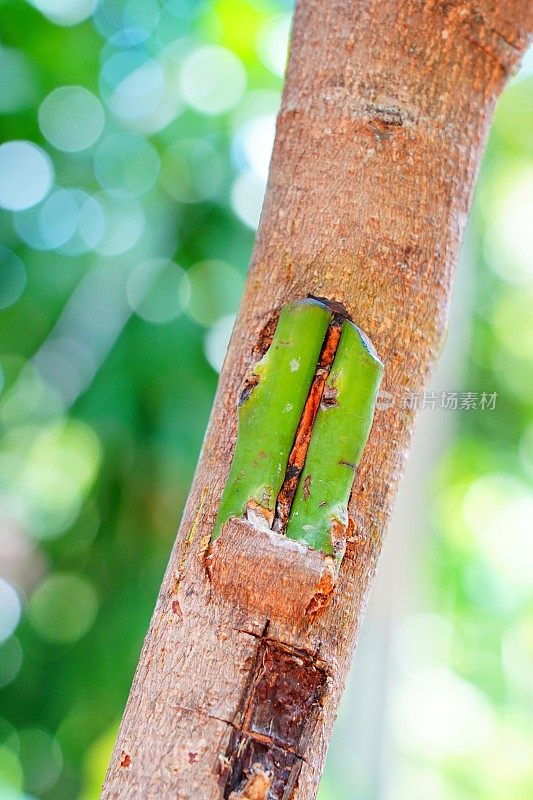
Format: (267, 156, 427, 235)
(285, 320, 383, 555)
(211, 299, 332, 542)
(211, 299, 383, 559)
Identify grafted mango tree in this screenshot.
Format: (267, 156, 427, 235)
(102, 1, 532, 798)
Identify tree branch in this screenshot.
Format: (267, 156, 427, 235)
(102, 1, 531, 797)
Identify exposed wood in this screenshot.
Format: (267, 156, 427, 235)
(102, 1, 532, 798)
(208, 517, 337, 621)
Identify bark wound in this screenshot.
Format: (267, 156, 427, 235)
(207, 517, 336, 621)
(223, 642, 328, 800)
(209, 298, 383, 619)
(365, 103, 411, 144)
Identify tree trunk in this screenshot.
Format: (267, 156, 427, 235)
(102, 2, 531, 798)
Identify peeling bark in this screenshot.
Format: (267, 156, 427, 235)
(102, 1, 532, 798)
(208, 517, 337, 621)
(223, 640, 328, 799)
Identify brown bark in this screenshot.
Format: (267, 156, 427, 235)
(102, 2, 531, 798)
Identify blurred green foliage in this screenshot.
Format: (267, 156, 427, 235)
(0, 0, 288, 796)
(0, 0, 531, 798)
(419, 70, 533, 800)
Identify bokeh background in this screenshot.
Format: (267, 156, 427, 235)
(0, 0, 532, 797)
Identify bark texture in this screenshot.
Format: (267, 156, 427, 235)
(103, 1, 532, 798)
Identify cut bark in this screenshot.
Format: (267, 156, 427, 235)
(102, 1, 532, 798)
(207, 516, 337, 621)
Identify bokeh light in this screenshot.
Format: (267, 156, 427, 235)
(463, 474, 533, 590)
(10, 419, 102, 540)
(0, 141, 53, 211)
(186, 260, 243, 326)
(204, 314, 236, 373)
(233, 114, 276, 180)
(15, 728, 63, 795)
(28, 0, 96, 26)
(0, 47, 37, 114)
(0, 744, 24, 796)
(0, 638, 23, 690)
(0, 249, 26, 310)
(28, 573, 98, 644)
(160, 139, 222, 203)
(394, 667, 496, 757)
(257, 13, 291, 76)
(93, 192, 145, 255)
(180, 45, 246, 115)
(0, 581, 21, 644)
(127, 258, 190, 323)
(94, 132, 160, 196)
(231, 170, 266, 229)
(484, 168, 533, 284)
(13, 189, 106, 254)
(106, 56, 165, 121)
(39, 86, 105, 152)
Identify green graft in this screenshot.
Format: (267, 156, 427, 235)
(285, 320, 383, 555)
(211, 299, 332, 542)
